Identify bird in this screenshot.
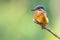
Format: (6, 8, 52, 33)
(32, 5, 49, 29)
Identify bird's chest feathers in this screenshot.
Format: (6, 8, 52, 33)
(34, 10, 45, 19)
(34, 10, 48, 24)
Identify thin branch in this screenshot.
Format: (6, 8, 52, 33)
(44, 27, 60, 39)
(33, 20, 60, 39)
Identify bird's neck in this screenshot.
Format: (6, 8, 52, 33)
(36, 9, 45, 13)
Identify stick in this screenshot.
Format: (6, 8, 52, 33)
(33, 20, 60, 39)
(44, 27, 60, 39)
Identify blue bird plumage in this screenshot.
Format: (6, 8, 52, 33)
(32, 5, 45, 11)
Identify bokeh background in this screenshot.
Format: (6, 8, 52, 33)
(0, 0, 60, 40)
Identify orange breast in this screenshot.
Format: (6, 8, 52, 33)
(34, 11, 48, 25)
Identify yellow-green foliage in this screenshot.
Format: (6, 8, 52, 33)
(0, 0, 60, 40)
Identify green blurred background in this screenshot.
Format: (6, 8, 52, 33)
(0, 0, 60, 40)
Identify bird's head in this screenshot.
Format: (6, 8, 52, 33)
(32, 5, 45, 11)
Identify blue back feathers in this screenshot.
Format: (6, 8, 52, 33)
(36, 5, 44, 9)
(32, 5, 45, 11)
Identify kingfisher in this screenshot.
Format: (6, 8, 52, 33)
(32, 5, 49, 29)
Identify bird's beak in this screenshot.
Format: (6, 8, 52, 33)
(32, 8, 36, 11)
